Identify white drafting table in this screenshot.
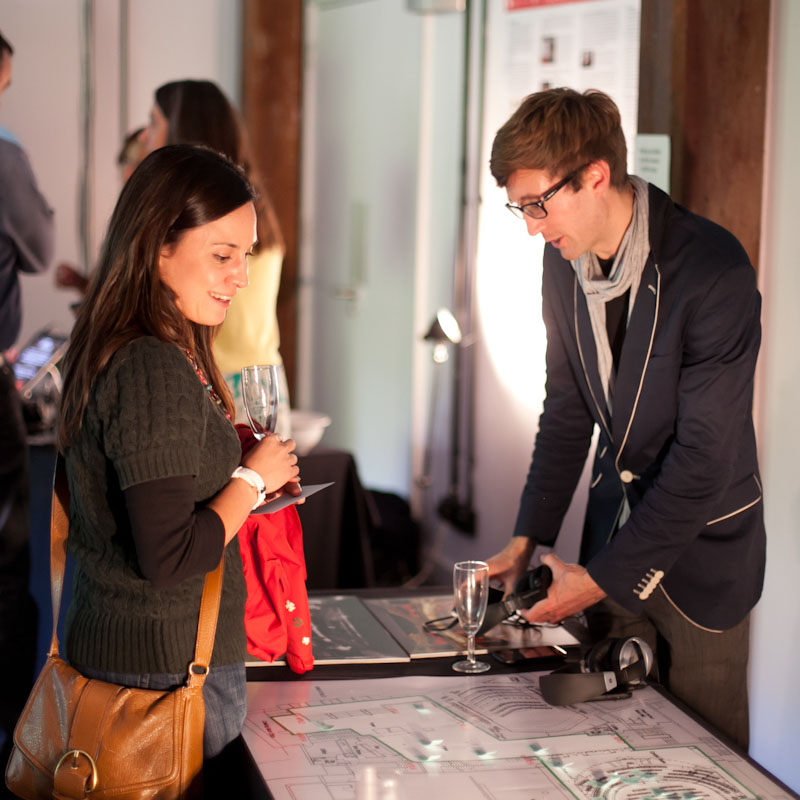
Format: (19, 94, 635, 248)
(242, 670, 799, 800)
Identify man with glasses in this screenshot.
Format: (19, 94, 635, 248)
(485, 88, 764, 751)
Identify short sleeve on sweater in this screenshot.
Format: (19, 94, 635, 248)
(93, 337, 214, 490)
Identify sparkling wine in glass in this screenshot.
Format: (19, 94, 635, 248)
(241, 364, 280, 440)
(452, 560, 491, 674)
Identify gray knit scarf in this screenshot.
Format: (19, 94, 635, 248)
(571, 176, 650, 414)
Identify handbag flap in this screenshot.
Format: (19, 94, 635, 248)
(9, 656, 204, 798)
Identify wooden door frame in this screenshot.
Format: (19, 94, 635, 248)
(638, 0, 770, 271)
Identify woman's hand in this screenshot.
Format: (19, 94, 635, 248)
(210, 434, 301, 544)
(242, 434, 299, 494)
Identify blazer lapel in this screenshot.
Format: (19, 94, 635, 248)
(612, 258, 660, 450)
(573, 277, 612, 436)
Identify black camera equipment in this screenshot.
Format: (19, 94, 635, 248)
(422, 564, 553, 636)
(476, 564, 552, 635)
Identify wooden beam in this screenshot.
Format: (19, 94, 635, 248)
(241, 0, 303, 398)
(638, 0, 770, 270)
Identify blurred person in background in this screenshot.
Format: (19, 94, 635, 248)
(54, 126, 146, 296)
(0, 28, 54, 795)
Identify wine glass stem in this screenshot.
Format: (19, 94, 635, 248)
(467, 633, 476, 665)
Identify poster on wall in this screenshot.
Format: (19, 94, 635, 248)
(494, 0, 641, 164)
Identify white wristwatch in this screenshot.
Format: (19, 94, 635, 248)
(231, 466, 267, 510)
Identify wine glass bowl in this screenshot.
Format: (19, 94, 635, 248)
(452, 560, 491, 674)
(241, 364, 280, 440)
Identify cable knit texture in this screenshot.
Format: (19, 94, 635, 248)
(64, 337, 246, 674)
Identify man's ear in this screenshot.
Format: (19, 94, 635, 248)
(583, 160, 611, 195)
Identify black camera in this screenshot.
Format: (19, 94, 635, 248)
(477, 564, 553, 635)
(422, 564, 553, 637)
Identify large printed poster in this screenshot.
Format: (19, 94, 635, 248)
(496, 0, 640, 158)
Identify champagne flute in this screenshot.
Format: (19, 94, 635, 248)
(452, 560, 491, 674)
(241, 364, 280, 440)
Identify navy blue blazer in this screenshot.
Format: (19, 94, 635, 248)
(513, 183, 765, 631)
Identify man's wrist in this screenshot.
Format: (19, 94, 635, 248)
(509, 535, 536, 557)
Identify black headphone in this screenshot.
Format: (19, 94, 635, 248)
(539, 636, 654, 706)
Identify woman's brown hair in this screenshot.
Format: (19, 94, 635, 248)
(57, 144, 255, 450)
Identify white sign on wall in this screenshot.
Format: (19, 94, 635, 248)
(634, 133, 671, 194)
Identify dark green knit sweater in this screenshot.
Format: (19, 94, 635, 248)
(64, 337, 246, 675)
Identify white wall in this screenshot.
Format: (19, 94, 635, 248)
(1, 0, 241, 353)
(298, 0, 465, 498)
(1, 0, 83, 347)
(749, 0, 800, 791)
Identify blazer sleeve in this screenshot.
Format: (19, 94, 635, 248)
(587, 262, 762, 610)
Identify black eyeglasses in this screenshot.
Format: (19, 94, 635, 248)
(505, 162, 591, 221)
(423, 610, 537, 632)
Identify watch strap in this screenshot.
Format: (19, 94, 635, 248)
(231, 466, 267, 509)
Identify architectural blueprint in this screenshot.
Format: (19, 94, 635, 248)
(243, 673, 796, 799)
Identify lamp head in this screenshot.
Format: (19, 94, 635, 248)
(424, 308, 462, 364)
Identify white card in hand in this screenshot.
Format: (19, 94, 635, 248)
(250, 482, 334, 515)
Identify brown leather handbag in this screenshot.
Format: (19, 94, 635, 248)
(5, 458, 225, 799)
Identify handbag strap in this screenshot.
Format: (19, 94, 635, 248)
(48, 455, 225, 681)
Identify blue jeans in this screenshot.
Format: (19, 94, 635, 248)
(79, 662, 247, 759)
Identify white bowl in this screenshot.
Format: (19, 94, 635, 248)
(289, 410, 331, 456)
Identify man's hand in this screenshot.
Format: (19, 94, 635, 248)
(521, 553, 606, 624)
(485, 536, 535, 597)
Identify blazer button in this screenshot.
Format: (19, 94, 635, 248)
(619, 469, 634, 483)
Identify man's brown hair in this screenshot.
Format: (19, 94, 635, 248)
(490, 88, 628, 189)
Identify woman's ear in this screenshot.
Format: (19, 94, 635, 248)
(158, 243, 175, 272)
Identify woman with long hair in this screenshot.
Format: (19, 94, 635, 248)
(143, 79, 290, 435)
(58, 144, 300, 763)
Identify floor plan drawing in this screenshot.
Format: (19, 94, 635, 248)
(243, 673, 794, 799)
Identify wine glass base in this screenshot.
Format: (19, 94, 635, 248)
(452, 659, 491, 674)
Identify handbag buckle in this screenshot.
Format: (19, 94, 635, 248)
(55, 749, 99, 793)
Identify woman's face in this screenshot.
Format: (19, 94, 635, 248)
(143, 102, 169, 154)
(158, 202, 257, 327)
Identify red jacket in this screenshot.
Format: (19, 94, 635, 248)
(236, 425, 314, 674)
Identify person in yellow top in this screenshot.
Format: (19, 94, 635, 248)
(141, 79, 291, 438)
(213, 242, 289, 436)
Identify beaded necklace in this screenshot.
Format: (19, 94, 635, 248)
(184, 349, 231, 421)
